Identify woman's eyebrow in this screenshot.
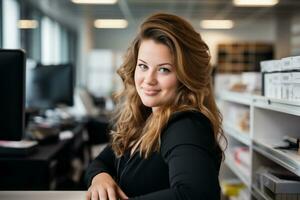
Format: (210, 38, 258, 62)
(157, 63, 173, 67)
(138, 59, 173, 67)
(138, 59, 147, 64)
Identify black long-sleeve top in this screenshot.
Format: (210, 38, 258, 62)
(85, 111, 222, 200)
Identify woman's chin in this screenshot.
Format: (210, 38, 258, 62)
(141, 100, 158, 108)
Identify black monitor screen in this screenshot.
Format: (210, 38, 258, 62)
(0, 50, 25, 141)
(26, 63, 74, 109)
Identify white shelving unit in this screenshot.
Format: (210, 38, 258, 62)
(225, 152, 252, 188)
(216, 90, 253, 105)
(223, 123, 251, 146)
(218, 91, 300, 200)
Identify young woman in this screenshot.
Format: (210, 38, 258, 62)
(85, 13, 225, 200)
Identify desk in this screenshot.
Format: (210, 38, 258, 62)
(0, 123, 90, 190)
(0, 191, 86, 200)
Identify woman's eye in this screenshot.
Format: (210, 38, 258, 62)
(138, 64, 148, 70)
(158, 67, 170, 73)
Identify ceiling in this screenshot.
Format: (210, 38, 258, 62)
(27, 0, 300, 30)
(63, 0, 300, 22)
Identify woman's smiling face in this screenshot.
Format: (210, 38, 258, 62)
(134, 39, 179, 112)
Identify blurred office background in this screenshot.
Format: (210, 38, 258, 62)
(1, 0, 300, 199)
(1, 0, 300, 98)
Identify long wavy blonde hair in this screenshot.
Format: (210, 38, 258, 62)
(111, 13, 225, 158)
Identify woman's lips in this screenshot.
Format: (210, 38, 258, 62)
(143, 88, 160, 96)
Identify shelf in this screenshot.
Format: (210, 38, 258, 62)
(216, 42, 273, 73)
(218, 78, 300, 200)
(253, 140, 300, 176)
(252, 185, 272, 200)
(253, 96, 300, 116)
(219, 92, 300, 116)
(223, 123, 251, 146)
(225, 154, 251, 188)
(217, 91, 253, 106)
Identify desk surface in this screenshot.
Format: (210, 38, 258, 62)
(0, 124, 84, 161)
(0, 191, 86, 200)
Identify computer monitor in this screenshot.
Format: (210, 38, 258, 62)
(0, 49, 26, 141)
(26, 63, 74, 110)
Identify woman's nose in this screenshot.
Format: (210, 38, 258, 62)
(144, 70, 157, 85)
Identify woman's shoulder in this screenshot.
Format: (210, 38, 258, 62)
(167, 110, 212, 127)
(160, 110, 215, 152)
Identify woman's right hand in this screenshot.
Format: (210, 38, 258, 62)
(86, 172, 129, 200)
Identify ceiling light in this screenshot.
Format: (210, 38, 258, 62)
(94, 19, 128, 29)
(18, 20, 38, 29)
(200, 20, 234, 29)
(71, 0, 117, 4)
(233, 0, 279, 7)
